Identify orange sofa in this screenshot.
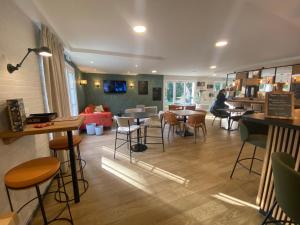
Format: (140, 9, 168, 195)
(79, 104, 113, 130)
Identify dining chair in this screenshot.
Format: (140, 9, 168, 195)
(168, 104, 183, 110)
(136, 105, 145, 111)
(144, 106, 158, 114)
(230, 120, 268, 178)
(185, 105, 196, 110)
(164, 111, 182, 141)
(144, 111, 165, 151)
(114, 116, 140, 163)
(125, 108, 144, 113)
(195, 109, 207, 134)
(186, 114, 206, 143)
(229, 110, 254, 129)
(261, 152, 300, 225)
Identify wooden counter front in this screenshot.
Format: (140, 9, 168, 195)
(242, 110, 300, 221)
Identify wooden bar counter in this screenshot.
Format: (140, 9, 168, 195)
(243, 110, 300, 221)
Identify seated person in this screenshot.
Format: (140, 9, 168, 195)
(210, 89, 230, 117)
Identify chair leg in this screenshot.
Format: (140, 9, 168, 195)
(194, 127, 196, 144)
(129, 132, 132, 163)
(201, 125, 206, 137)
(230, 141, 246, 179)
(161, 126, 165, 152)
(35, 185, 48, 225)
(114, 130, 118, 159)
(77, 145, 87, 189)
(249, 146, 257, 174)
(59, 169, 74, 224)
(261, 201, 277, 225)
(5, 186, 13, 212)
(168, 125, 171, 142)
(144, 126, 147, 144)
(212, 117, 216, 126)
(219, 118, 222, 128)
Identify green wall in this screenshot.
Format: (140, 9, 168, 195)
(81, 73, 163, 115)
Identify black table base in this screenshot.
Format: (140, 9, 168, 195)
(176, 130, 194, 137)
(131, 143, 148, 152)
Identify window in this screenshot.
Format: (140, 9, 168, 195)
(65, 63, 79, 116)
(164, 81, 195, 105)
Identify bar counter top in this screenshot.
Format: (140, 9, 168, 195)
(243, 109, 300, 130)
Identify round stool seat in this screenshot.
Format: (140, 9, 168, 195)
(5, 157, 60, 189)
(49, 135, 82, 150)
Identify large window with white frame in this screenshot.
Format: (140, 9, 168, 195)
(164, 81, 196, 105)
(65, 63, 79, 116)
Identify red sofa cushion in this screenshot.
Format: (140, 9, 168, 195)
(84, 106, 95, 114)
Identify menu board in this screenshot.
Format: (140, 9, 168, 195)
(265, 92, 294, 119)
(261, 68, 275, 77)
(275, 66, 292, 91)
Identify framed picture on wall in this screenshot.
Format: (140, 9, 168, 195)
(138, 81, 148, 95)
(207, 84, 214, 89)
(152, 87, 162, 101)
(197, 82, 205, 87)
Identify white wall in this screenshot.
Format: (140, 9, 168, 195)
(163, 75, 226, 110)
(0, 0, 49, 224)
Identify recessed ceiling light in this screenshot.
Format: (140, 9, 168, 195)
(135, 64, 138, 68)
(152, 70, 157, 73)
(133, 26, 146, 33)
(210, 65, 216, 69)
(90, 61, 94, 64)
(215, 41, 228, 47)
(212, 73, 217, 76)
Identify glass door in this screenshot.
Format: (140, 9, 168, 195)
(65, 63, 79, 116)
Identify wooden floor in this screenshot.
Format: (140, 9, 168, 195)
(32, 118, 266, 225)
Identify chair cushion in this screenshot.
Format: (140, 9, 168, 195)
(117, 125, 140, 133)
(49, 135, 82, 150)
(5, 157, 60, 189)
(247, 134, 267, 149)
(84, 106, 94, 114)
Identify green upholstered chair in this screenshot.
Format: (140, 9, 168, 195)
(261, 152, 300, 225)
(230, 120, 268, 178)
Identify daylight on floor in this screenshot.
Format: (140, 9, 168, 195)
(0, 0, 300, 225)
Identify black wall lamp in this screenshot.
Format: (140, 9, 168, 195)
(7, 46, 52, 73)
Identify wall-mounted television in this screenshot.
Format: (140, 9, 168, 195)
(103, 80, 127, 93)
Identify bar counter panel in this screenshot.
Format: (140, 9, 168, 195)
(243, 110, 300, 222)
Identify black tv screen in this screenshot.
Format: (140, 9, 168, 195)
(103, 80, 127, 93)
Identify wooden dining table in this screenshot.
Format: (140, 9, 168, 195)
(0, 116, 85, 203)
(170, 110, 203, 136)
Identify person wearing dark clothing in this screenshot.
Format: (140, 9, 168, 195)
(210, 89, 230, 117)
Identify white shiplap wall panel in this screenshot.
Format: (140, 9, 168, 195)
(0, 1, 50, 225)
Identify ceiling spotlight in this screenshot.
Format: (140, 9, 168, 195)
(152, 70, 157, 73)
(215, 41, 228, 47)
(133, 26, 146, 33)
(210, 65, 216, 69)
(90, 61, 94, 64)
(135, 64, 138, 68)
(212, 73, 217, 76)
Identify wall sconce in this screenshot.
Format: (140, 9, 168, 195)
(7, 47, 52, 73)
(94, 81, 101, 88)
(80, 80, 88, 86)
(129, 81, 135, 88)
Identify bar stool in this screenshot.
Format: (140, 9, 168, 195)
(230, 120, 268, 178)
(49, 135, 88, 202)
(4, 157, 73, 225)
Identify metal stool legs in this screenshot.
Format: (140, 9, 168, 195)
(5, 169, 74, 225)
(230, 142, 245, 179)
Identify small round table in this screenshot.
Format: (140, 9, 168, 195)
(122, 111, 155, 152)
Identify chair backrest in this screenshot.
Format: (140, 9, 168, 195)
(271, 152, 300, 224)
(136, 105, 145, 110)
(144, 106, 158, 114)
(185, 105, 196, 110)
(187, 114, 205, 127)
(125, 108, 144, 113)
(169, 105, 183, 110)
(164, 111, 178, 125)
(195, 109, 207, 116)
(114, 116, 134, 127)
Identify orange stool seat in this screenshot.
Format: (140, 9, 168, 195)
(5, 157, 60, 189)
(49, 135, 81, 150)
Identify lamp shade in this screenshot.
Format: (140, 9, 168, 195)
(38, 47, 52, 57)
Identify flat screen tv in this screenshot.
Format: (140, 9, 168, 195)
(103, 80, 127, 93)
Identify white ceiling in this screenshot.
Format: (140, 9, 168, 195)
(14, 0, 300, 77)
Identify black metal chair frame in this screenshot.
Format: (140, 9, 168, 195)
(230, 141, 263, 178)
(114, 120, 139, 163)
(52, 144, 89, 203)
(144, 116, 165, 151)
(5, 168, 73, 225)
